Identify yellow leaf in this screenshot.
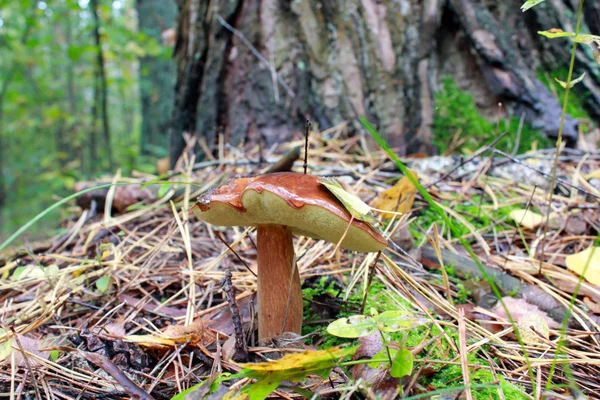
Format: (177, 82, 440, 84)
(509, 209, 545, 229)
(565, 246, 600, 286)
(370, 170, 418, 219)
(585, 169, 600, 180)
(237, 347, 355, 379)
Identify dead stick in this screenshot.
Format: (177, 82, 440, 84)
(222, 269, 248, 361)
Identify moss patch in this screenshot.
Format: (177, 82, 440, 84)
(433, 77, 553, 154)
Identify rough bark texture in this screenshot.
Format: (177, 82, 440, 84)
(170, 0, 600, 164)
(137, 0, 177, 155)
(257, 224, 302, 342)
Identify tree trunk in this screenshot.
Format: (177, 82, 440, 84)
(91, 0, 113, 170)
(137, 0, 177, 156)
(169, 0, 600, 164)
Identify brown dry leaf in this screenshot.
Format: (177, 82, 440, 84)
(565, 247, 600, 286)
(0, 331, 48, 366)
(583, 297, 600, 314)
(351, 334, 401, 400)
(125, 319, 216, 349)
(370, 170, 418, 219)
(491, 297, 559, 330)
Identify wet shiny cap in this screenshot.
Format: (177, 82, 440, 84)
(192, 172, 387, 252)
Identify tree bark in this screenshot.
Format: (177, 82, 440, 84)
(91, 0, 113, 170)
(169, 0, 600, 164)
(137, 0, 177, 156)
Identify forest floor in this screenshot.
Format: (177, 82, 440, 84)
(1, 124, 600, 399)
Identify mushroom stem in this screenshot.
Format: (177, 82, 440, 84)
(257, 224, 303, 342)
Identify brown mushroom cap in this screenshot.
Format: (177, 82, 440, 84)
(192, 172, 387, 252)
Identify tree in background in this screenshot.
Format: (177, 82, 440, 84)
(169, 0, 600, 164)
(137, 0, 177, 157)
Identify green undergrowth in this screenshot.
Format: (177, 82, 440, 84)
(434, 77, 553, 154)
(410, 195, 521, 242)
(424, 353, 528, 399)
(302, 276, 526, 399)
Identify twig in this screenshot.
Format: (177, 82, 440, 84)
(9, 327, 42, 400)
(490, 148, 600, 200)
(222, 269, 248, 362)
(214, 232, 257, 277)
(304, 120, 311, 174)
(427, 131, 509, 188)
(360, 252, 382, 314)
(78, 349, 154, 400)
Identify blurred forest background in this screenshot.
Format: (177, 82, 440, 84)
(0, 0, 176, 238)
(1, 0, 599, 241)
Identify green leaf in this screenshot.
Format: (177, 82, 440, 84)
(521, 0, 546, 11)
(375, 310, 428, 333)
(318, 177, 378, 224)
(390, 348, 413, 378)
(239, 379, 280, 400)
(538, 29, 573, 39)
(368, 348, 397, 368)
(327, 315, 378, 338)
(572, 34, 600, 44)
(50, 350, 60, 362)
(95, 276, 111, 293)
(555, 72, 586, 89)
(157, 183, 172, 198)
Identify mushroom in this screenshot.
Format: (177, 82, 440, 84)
(192, 172, 387, 342)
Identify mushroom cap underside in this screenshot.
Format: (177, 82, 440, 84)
(192, 173, 387, 252)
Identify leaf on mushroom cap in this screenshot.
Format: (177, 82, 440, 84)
(192, 172, 387, 252)
(318, 177, 379, 225)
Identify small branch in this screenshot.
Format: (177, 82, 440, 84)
(221, 269, 248, 362)
(304, 120, 311, 174)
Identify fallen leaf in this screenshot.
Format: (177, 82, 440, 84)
(370, 170, 418, 219)
(583, 297, 600, 314)
(0, 330, 48, 366)
(352, 334, 401, 399)
(585, 169, 600, 180)
(125, 319, 216, 349)
(491, 297, 559, 331)
(516, 314, 550, 343)
(319, 177, 378, 224)
(234, 347, 356, 400)
(509, 209, 545, 229)
(565, 247, 600, 286)
(11, 264, 59, 281)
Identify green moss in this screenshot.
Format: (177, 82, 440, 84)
(424, 354, 528, 399)
(433, 77, 553, 154)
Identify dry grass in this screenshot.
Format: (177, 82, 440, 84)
(1, 125, 600, 399)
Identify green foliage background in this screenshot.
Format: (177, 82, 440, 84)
(0, 0, 169, 240)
